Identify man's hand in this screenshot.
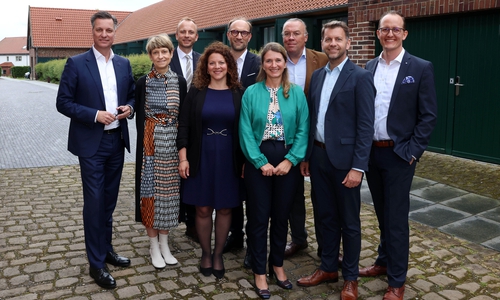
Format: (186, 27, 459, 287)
(342, 169, 363, 188)
(300, 161, 310, 177)
(96, 111, 116, 125)
(115, 105, 132, 120)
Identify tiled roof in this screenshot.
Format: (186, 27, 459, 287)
(0, 37, 29, 54)
(28, 7, 132, 48)
(115, 0, 348, 44)
(0, 62, 15, 67)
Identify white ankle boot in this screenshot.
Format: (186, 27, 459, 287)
(159, 233, 178, 265)
(150, 236, 166, 269)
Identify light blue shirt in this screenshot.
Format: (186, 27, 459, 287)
(315, 57, 348, 143)
(287, 48, 307, 91)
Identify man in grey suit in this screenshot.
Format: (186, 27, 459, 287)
(223, 17, 261, 269)
(296, 21, 375, 300)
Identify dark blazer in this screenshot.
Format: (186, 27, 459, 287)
(240, 51, 260, 88)
(306, 59, 375, 171)
(134, 74, 187, 222)
(177, 87, 245, 177)
(366, 51, 438, 162)
(170, 48, 201, 77)
(304, 48, 329, 97)
(56, 49, 135, 157)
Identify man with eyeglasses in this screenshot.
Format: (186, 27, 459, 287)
(281, 18, 329, 260)
(223, 17, 261, 269)
(169, 17, 201, 243)
(359, 11, 437, 300)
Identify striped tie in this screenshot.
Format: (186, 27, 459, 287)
(185, 55, 192, 89)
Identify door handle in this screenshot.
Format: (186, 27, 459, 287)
(455, 76, 464, 96)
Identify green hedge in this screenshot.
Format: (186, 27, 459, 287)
(11, 66, 30, 78)
(34, 53, 152, 83)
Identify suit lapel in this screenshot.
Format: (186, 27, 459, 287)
(314, 68, 327, 114)
(85, 50, 105, 107)
(171, 49, 183, 76)
(112, 57, 122, 104)
(389, 52, 412, 112)
(328, 59, 354, 106)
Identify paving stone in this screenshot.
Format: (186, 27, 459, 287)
(422, 292, 447, 300)
(116, 286, 141, 298)
(413, 279, 434, 292)
(456, 282, 480, 293)
(428, 274, 457, 287)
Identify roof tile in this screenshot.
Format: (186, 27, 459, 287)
(0, 37, 29, 54)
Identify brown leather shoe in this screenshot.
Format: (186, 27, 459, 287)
(296, 269, 338, 287)
(358, 264, 387, 277)
(383, 285, 405, 300)
(340, 280, 358, 300)
(284, 241, 307, 258)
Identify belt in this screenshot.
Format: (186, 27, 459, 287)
(104, 127, 121, 134)
(373, 140, 394, 147)
(314, 140, 326, 149)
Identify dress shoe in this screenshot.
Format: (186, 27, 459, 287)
(89, 267, 116, 289)
(185, 225, 199, 243)
(253, 277, 271, 299)
(105, 251, 130, 267)
(243, 248, 252, 269)
(358, 264, 387, 277)
(284, 241, 308, 258)
(296, 269, 338, 287)
(212, 267, 225, 279)
(223, 232, 244, 253)
(199, 264, 212, 277)
(340, 280, 358, 300)
(383, 285, 405, 300)
(269, 266, 292, 289)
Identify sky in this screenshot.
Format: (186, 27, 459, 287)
(1, 0, 162, 40)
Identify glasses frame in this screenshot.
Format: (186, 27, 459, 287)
(378, 27, 406, 35)
(229, 30, 251, 37)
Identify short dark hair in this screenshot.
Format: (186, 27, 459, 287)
(91, 11, 118, 29)
(228, 17, 252, 32)
(321, 20, 350, 40)
(379, 10, 406, 29)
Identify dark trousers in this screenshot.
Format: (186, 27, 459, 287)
(366, 146, 416, 288)
(245, 141, 301, 274)
(228, 178, 247, 238)
(288, 180, 307, 245)
(79, 132, 124, 269)
(309, 146, 361, 280)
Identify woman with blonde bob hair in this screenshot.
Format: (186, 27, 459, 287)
(134, 34, 187, 269)
(239, 42, 309, 298)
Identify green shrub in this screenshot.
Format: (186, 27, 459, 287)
(128, 53, 151, 81)
(11, 66, 30, 78)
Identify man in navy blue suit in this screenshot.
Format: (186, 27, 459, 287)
(296, 21, 375, 300)
(358, 11, 438, 300)
(169, 17, 201, 242)
(56, 11, 135, 289)
(222, 17, 261, 268)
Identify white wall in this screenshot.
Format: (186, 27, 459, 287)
(0, 54, 30, 66)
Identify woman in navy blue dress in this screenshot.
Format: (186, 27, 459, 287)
(177, 42, 244, 279)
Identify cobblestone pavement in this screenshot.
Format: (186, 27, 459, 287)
(1, 163, 500, 300)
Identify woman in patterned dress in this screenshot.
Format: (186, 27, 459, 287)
(239, 42, 309, 298)
(177, 42, 245, 279)
(134, 34, 187, 269)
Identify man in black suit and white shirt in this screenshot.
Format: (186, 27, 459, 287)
(223, 17, 260, 269)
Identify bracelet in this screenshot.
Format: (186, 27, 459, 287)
(180, 159, 188, 163)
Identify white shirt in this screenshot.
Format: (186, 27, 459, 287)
(315, 57, 347, 143)
(373, 48, 405, 141)
(176, 47, 193, 77)
(236, 49, 248, 81)
(92, 46, 118, 130)
(287, 48, 307, 91)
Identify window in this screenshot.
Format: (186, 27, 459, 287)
(263, 26, 276, 44)
(16, 56, 22, 61)
(6, 56, 9, 61)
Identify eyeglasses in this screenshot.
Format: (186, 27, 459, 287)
(229, 30, 250, 37)
(282, 31, 304, 38)
(378, 27, 406, 35)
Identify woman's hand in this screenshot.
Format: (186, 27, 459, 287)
(260, 163, 274, 176)
(178, 160, 190, 179)
(274, 159, 292, 176)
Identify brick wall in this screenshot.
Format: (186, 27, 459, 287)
(348, 0, 500, 66)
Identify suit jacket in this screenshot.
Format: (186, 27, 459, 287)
(240, 51, 261, 88)
(56, 49, 135, 157)
(177, 86, 245, 177)
(366, 51, 438, 162)
(169, 47, 201, 78)
(306, 59, 375, 171)
(304, 48, 329, 97)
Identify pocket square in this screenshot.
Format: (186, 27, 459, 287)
(402, 76, 415, 84)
